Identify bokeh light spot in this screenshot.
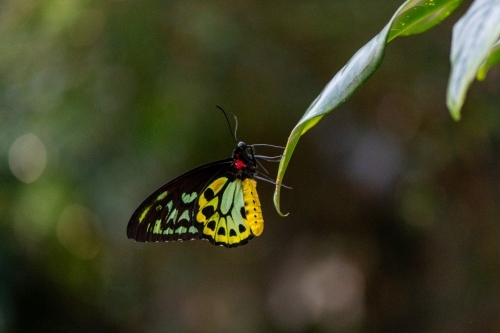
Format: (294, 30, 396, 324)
(268, 254, 365, 331)
(8, 133, 47, 183)
(57, 204, 103, 260)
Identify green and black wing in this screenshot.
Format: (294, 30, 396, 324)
(127, 158, 263, 248)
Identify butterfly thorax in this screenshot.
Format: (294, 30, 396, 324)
(231, 141, 257, 180)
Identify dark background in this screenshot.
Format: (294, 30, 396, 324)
(1, 0, 499, 332)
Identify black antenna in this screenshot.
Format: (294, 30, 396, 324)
(216, 105, 238, 142)
(232, 113, 239, 140)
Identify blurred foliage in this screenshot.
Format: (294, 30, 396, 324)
(0, 0, 499, 332)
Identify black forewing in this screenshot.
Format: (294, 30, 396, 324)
(127, 158, 233, 242)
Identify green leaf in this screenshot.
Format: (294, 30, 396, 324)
(447, 0, 500, 120)
(477, 39, 500, 81)
(273, 0, 463, 216)
(389, 0, 463, 41)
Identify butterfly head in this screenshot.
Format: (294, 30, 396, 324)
(237, 141, 246, 150)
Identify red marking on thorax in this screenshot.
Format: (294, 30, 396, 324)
(234, 154, 246, 170)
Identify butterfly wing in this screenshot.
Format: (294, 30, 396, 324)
(127, 158, 260, 247)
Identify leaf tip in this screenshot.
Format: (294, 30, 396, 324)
(273, 185, 289, 217)
(449, 108, 462, 121)
(447, 93, 463, 122)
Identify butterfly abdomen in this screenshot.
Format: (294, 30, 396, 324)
(242, 178, 263, 236)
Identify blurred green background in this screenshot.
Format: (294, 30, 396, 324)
(1, 0, 500, 332)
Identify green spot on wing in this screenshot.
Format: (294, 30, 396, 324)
(139, 205, 152, 223)
(153, 219, 162, 234)
(181, 192, 197, 204)
(175, 226, 188, 234)
(157, 191, 168, 201)
(221, 181, 236, 215)
(178, 210, 190, 222)
(166, 209, 178, 224)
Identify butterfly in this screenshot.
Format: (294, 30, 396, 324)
(127, 139, 282, 248)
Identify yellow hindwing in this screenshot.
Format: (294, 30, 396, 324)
(195, 177, 263, 246)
